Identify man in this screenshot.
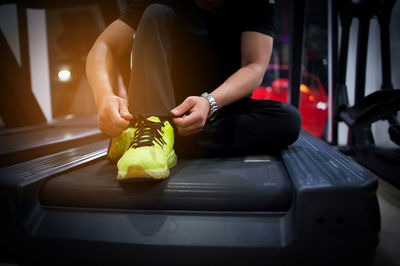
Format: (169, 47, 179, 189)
(86, 0, 301, 181)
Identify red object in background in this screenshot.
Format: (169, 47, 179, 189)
(251, 65, 328, 138)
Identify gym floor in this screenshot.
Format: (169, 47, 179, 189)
(373, 178, 400, 266)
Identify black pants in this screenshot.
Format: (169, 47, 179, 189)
(128, 3, 302, 158)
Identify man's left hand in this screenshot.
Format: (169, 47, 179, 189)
(170, 96, 210, 136)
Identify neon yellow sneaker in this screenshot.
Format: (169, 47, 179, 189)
(117, 116, 177, 181)
(107, 127, 136, 163)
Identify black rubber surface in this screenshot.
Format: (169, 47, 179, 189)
(40, 154, 292, 212)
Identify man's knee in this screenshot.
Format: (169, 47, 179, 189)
(140, 4, 176, 26)
(279, 102, 302, 145)
(256, 100, 302, 147)
(133, 3, 177, 51)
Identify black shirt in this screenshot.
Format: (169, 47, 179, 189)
(120, 1, 274, 37)
(119, 1, 274, 77)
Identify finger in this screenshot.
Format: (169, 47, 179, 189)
(99, 115, 125, 135)
(174, 117, 204, 134)
(107, 103, 130, 129)
(170, 97, 195, 116)
(98, 97, 129, 136)
(178, 120, 203, 132)
(112, 114, 130, 129)
(173, 108, 203, 127)
(118, 98, 132, 120)
(172, 114, 198, 129)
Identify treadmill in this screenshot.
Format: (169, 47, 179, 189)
(0, 130, 380, 265)
(0, 0, 380, 265)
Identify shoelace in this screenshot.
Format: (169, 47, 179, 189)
(129, 116, 167, 149)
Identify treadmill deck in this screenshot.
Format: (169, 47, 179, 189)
(40, 154, 292, 212)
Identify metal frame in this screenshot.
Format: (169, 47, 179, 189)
(288, 0, 305, 109)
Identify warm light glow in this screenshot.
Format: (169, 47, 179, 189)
(58, 69, 71, 82)
(308, 95, 315, 101)
(300, 84, 310, 93)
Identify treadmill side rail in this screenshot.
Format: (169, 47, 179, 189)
(281, 130, 380, 263)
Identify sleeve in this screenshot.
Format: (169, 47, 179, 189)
(119, 0, 157, 30)
(239, 0, 275, 38)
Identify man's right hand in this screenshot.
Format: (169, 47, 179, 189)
(98, 95, 132, 137)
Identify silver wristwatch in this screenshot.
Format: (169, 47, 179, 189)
(201, 92, 218, 121)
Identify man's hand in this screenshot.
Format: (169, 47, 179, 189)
(98, 95, 132, 137)
(170, 96, 210, 136)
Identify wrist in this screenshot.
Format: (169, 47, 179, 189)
(95, 91, 115, 108)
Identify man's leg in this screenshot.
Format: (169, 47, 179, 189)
(175, 98, 302, 157)
(127, 3, 221, 118)
(127, 4, 177, 117)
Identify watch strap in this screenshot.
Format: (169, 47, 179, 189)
(201, 92, 218, 121)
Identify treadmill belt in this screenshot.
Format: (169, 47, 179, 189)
(0, 116, 105, 167)
(40, 154, 292, 212)
(0, 126, 99, 152)
(0, 115, 98, 136)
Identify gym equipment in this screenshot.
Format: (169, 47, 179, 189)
(332, 0, 400, 188)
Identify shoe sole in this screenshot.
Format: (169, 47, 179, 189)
(117, 149, 178, 181)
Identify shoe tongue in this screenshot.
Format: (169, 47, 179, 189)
(147, 116, 161, 123)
